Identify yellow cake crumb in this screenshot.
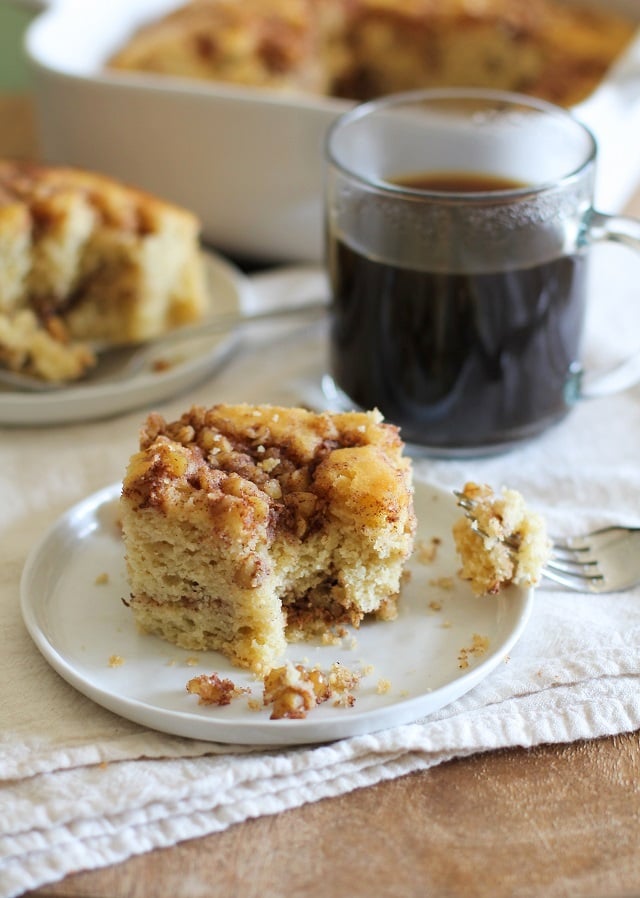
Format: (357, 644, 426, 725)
(415, 537, 442, 565)
(262, 662, 331, 720)
(458, 633, 490, 669)
(262, 660, 363, 719)
(186, 672, 250, 706)
(453, 482, 551, 596)
(108, 654, 125, 667)
(429, 576, 454, 590)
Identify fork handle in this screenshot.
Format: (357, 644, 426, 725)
(144, 299, 329, 351)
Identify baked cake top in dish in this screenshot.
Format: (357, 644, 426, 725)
(108, 0, 637, 108)
(109, 0, 330, 94)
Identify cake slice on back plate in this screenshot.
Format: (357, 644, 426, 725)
(0, 160, 208, 382)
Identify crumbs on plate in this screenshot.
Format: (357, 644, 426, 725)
(186, 673, 250, 706)
(185, 660, 367, 719)
(320, 625, 359, 651)
(457, 633, 490, 670)
(415, 537, 442, 565)
(108, 654, 125, 667)
(429, 576, 454, 591)
(151, 357, 174, 373)
(264, 661, 363, 718)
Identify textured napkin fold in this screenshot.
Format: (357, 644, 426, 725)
(2, 256, 640, 898)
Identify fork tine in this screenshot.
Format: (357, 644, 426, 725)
(550, 541, 592, 556)
(453, 490, 476, 512)
(552, 526, 640, 553)
(539, 565, 606, 592)
(545, 557, 604, 580)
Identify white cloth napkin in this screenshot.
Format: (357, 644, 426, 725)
(2, 253, 640, 898)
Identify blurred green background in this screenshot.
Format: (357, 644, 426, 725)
(0, 3, 35, 90)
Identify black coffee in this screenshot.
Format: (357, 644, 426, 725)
(328, 235, 588, 450)
(391, 171, 528, 192)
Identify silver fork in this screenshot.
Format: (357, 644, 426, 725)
(454, 490, 640, 594)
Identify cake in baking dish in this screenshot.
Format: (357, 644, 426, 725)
(120, 403, 416, 673)
(453, 481, 551, 596)
(0, 160, 208, 382)
(108, 0, 636, 108)
(109, 0, 331, 94)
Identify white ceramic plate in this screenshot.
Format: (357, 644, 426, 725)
(20, 480, 534, 746)
(0, 250, 253, 427)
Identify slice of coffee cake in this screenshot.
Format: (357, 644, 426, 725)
(120, 403, 416, 672)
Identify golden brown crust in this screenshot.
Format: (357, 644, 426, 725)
(126, 403, 412, 530)
(109, 0, 329, 93)
(0, 160, 196, 234)
(108, 0, 636, 108)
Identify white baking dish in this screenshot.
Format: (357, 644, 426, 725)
(20, 0, 640, 263)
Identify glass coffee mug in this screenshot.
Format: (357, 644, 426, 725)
(323, 88, 640, 456)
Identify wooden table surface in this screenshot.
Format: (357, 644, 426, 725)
(4, 92, 640, 898)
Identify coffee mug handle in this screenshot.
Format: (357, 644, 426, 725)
(579, 210, 640, 400)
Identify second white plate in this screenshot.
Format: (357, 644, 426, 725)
(20, 480, 534, 746)
(0, 249, 252, 427)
